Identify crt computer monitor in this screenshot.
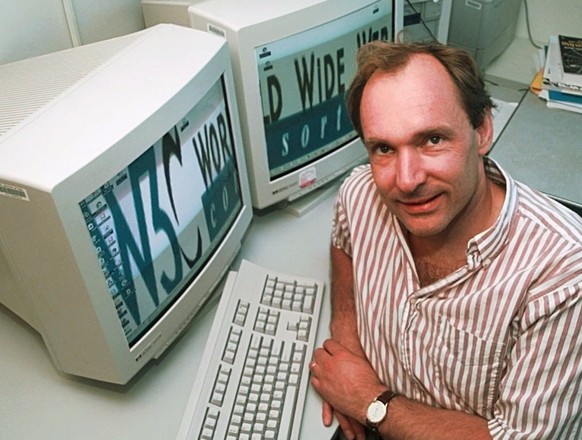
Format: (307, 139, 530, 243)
(0, 24, 253, 384)
(188, 0, 393, 211)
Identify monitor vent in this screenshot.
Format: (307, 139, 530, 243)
(0, 33, 142, 139)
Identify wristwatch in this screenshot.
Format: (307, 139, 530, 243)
(365, 389, 398, 431)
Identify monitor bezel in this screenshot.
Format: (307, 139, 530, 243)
(56, 36, 252, 383)
(189, 0, 392, 210)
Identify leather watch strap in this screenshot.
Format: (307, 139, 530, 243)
(366, 389, 399, 431)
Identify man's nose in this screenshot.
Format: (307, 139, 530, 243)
(395, 149, 427, 194)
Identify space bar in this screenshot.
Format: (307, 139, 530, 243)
(277, 385, 298, 440)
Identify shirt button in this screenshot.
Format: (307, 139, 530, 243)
(483, 259, 491, 268)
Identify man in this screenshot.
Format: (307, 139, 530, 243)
(309, 40, 582, 439)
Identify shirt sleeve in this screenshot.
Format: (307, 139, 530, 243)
(331, 164, 381, 258)
(488, 276, 582, 439)
(331, 174, 354, 257)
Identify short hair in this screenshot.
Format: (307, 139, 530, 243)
(346, 40, 494, 138)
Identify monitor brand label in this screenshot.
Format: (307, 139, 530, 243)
(0, 183, 29, 201)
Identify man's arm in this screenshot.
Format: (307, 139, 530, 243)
(323, 245, 368, 439)
(311, 339, 492, 440)
(321, 243, 491, 439)
(329, 245, 365, 356)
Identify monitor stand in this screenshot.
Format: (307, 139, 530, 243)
(284, 179, 342, 218)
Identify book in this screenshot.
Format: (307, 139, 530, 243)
(542, 35, 582, 91)
(546, 99, 582, 115)
(540, 88, 582, 114)
(559, 35, 582, 75)
(539, 35, 582, 112)
(557, 35, 582, 89)
(548, 89, 582, 105)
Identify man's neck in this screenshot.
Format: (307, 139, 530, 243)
(406, 178, 506, 286)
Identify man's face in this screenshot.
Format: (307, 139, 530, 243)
(360, 54, 492, 240)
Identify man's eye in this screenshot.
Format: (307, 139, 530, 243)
(376, 144, 392, 154)
(428, 136, 442, 145)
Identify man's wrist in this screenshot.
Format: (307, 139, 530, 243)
(365, 389, 399, 431)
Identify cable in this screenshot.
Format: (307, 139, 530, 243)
(62, 0, 82, 47)
(404, 0, 438, 42)
(523, 0, 543, 49)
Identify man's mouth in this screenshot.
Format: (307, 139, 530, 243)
(398, 193, 442, 214)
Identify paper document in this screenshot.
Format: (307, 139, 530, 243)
(491, 98, 518, 143)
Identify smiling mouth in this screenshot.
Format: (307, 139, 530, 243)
(398, 194, 442, 213)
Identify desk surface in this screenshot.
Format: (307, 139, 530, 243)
(490, 89, 582, 208)
(0, 192, 338, 439)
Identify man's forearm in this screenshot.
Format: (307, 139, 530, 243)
(327, 245, 490, 439)
(330, 245, 365, 356)
(311, 338, 492, 440)
(376, 395, 492, 440)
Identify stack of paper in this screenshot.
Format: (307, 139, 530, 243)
(540, 34, 582, 114)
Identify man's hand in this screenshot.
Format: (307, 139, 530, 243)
(321, 399, 367, 440)
(310, 339, 387, 436)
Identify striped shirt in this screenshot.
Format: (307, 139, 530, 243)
(331, 157, 582, 439)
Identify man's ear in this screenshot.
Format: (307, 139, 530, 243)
(476, 109, 494, 156)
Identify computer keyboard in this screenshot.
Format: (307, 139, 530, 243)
(178, 259, 326, 440)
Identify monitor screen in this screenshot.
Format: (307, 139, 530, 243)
(79, 77, 243, 347)
(257, 6, 389, 182)
(189, 0, 392, 210)
(0, 25, 253, 384)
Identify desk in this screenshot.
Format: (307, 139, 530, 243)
(489, 86, 582, 210)
(3, 81, 581, 440)
(0, 192, 338, 439)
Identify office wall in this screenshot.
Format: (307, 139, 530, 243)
(515, 0, 581, 44)
(71, 0, 145, 45)
(0, 0, 145, 65)
(0, 0, 580, 67)
(0, 0, 73, 64)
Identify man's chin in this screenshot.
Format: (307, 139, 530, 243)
(396, 215, 448, 239)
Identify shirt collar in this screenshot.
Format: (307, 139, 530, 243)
(466, 157, 517, 268)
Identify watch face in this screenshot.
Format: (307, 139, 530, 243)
(366, 400, 387, 424)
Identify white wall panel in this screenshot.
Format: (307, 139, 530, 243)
(0, 0, 145, 66)
(0, 0, 73, 64)
(515, 0, 582, 44)
(1, 0, 579, 68)
(71, 0, 145, 45)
